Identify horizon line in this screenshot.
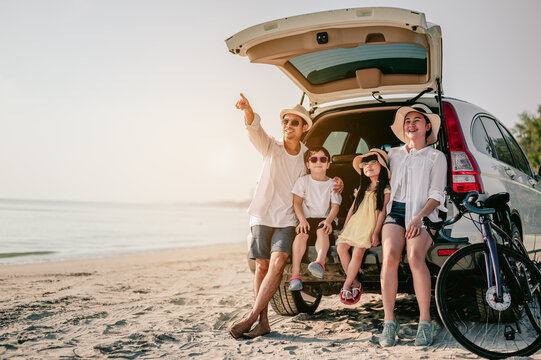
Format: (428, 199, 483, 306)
(0, 197, 251, 207)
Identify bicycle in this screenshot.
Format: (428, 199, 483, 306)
(423, 188, 541, 359)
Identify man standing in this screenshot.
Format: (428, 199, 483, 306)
(229, 94, 341, 339)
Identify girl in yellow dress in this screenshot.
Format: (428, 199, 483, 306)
(337, 148, 391, 305)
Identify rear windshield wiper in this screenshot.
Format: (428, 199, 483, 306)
(371, 88, 434, 104)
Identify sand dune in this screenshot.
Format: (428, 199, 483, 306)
(0, 243, 538, 359)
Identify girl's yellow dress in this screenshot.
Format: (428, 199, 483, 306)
(337, 188, 391, 248)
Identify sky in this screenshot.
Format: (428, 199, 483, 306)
(0, 0, 540, 203)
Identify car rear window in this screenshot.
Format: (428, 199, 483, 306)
(289, 43, 427, 85)
(480, 117, 515, 167)
(355, 138, 370, 154)
(322, 131, 348, 158)
(499, 125, 533, 176)
(472, 118, 496, 158)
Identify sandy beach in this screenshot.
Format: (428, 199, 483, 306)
(0, 243, 538, 359)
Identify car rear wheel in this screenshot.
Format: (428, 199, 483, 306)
(509, 223, 529, 258)
(270, 283, 322, 316)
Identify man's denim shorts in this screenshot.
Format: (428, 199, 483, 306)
(383, 201, 406, 229)
(249, 225, 296, 260)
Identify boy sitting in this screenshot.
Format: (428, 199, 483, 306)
(289, 146, 341, 290)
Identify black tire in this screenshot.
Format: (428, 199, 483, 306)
(509, 223, 529, 259)
(270, 284, 322, 316)
(503, 223, 541, 331)
(436, 243, 541, 359)
(490, 221, 529, 259)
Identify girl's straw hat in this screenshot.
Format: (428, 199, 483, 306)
(352, 148, 391, 179)
(391, 103, 441, 145)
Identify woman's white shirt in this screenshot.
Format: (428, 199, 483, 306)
(387, 145, 447, 227)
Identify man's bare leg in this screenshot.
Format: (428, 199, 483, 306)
(229, 259, 268, 338)
(247, 259, 270, 338)
(243, 251, 288, 338)
(230, 251, 289, 338)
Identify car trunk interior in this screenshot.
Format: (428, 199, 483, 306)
(304, 105, 405, 229)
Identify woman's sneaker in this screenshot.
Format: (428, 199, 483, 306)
(379, 319, 400, 347)
(414, 320, 434, 346)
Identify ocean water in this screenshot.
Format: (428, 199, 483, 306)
(0, 199, 250, 265)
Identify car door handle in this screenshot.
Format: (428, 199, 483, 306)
(504, 167, 516, 178)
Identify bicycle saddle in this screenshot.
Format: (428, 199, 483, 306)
(484, 192, 510, 208)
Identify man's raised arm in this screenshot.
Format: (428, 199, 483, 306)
(236, 93, 272, 156)
(236, 93, 255, 125)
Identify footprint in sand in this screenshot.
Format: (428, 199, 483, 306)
(133, 289, 151, 294)
(154, 334, 178, 343)
(67, 272, 93, 277)
(103, 320, 128, 334)
(26, 311, 55, 321)
(218, 297, 236, 306)
(134, 307, 152, 316)
(105, 284, 131, 292)
(170, 298, 186, 305)
(212, 309, 249, 331)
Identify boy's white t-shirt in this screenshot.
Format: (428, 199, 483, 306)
(291, 175, 342, 219)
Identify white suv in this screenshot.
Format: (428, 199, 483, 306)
(226, 7, 541, 315)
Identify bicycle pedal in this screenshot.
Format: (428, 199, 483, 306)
(504, 325, 516, 340)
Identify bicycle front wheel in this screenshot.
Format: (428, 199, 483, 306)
(436, 243, 541, 359)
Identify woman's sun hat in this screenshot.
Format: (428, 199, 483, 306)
(391, 103, 441, 145)
(280, 104, 313, 130)
(353, 148, 391, 179)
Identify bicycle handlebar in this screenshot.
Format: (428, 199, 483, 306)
(462, 198, 495, 215)
(422, 187, 495, 242)
(445, 187, 495, 215)
(422, 216, 469, 243)
(438, 230, 469, 243)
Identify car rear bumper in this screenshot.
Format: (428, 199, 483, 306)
(247, 240, 470, 295)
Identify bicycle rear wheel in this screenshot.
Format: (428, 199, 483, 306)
(436, 243, 541, 359)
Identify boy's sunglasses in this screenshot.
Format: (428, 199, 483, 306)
(308, 156, 329, 163)
(360, 159, 379, 168)
(281, 118, 300, 127)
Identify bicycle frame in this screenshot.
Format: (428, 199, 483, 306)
(480, 214, 504, 302)
(425, 189, 511, 304)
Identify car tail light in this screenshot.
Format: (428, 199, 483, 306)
(443, 102, 484, 193)
(438, 249, 458, 256)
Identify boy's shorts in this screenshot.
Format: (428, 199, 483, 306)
(249, 225, 296, 260)
(304, 217, 335, 246)
(383, 201, 406, 229)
